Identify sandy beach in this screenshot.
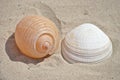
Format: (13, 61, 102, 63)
(0, 0, 120, 80)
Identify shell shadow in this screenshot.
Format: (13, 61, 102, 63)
(5, 33, 50, 64)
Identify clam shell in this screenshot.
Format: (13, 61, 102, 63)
(61, 23, 112, 63)
(15, 16, 60, 58)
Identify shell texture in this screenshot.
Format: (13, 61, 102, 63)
(15, 16, 60, 58)
(61, 23, 112, 63)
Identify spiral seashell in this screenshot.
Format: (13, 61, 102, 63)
(15, 15, 60, 58)
(62, 23, 112, 63)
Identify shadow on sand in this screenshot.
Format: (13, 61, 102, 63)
(5, 33, 50, 64)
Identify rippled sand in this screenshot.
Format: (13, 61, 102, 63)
(0, 0, 120, 80)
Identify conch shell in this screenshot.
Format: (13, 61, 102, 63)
(62, 23, 112, 63)
(15, 16, 60, 58)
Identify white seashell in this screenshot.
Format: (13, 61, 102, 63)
(61, 23, 112, 63)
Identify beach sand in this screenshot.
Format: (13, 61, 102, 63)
(0, 0, 120, 80)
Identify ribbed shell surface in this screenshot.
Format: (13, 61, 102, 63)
(15, 16, 60, 58)
(62, 23, 112, 63)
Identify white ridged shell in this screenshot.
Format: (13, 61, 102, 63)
(62, 23, 112, 63)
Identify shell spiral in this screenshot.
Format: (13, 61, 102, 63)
(15, 16, 60, 58)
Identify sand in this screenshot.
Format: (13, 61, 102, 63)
(0, 0, 120, 80)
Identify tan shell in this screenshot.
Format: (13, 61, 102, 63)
(15, 16, 60, 58)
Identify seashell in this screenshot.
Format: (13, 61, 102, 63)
(61, 23, 112, 63)
(15, 15, 60, 58)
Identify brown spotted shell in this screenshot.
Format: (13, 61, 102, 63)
(15, 16, 60, 58)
